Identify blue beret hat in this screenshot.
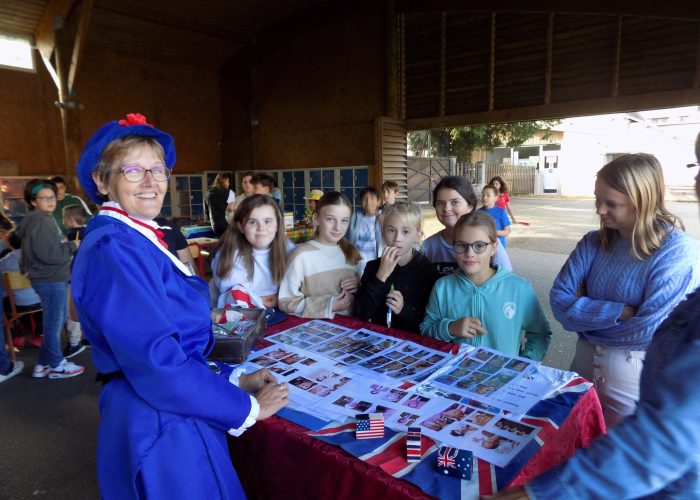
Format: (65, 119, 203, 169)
(77, 113, 176, 203)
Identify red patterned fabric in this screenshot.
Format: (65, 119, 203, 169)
(230, 314, 605, 498)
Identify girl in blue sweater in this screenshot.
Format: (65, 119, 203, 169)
(420, 211, 551, 360)
(551, 153, 698, 427)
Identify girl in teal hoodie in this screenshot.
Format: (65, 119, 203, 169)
(420, 211, 551, 360)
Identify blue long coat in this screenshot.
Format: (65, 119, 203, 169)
(72, 216, 250, 499)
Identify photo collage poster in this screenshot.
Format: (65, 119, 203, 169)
(254, 321, 545, 465)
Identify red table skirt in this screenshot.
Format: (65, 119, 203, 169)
(229, 315, 606, 498)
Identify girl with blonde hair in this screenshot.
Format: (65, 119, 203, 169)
(551, 153, 698, 427)
(356, 202, 438, 333)
(279, 191, 361, 318)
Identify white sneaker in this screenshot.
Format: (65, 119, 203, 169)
(48, 359, 85, 379)
(0, 361, 24, 383)
(32, 364, 50, 378)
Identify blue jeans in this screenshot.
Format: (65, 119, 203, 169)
(31, 281, 67, 368)
(0, 326, 10, 373)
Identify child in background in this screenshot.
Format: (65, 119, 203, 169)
(0, 230, 43, 347)
(16, 178, 84, 378)
(62, 204, 90, 242)
(211, 195, 294, 308)
(422, 176, 511, 276)
(346, 187, 384, 269)
(302, 189, 324, 228)
(489, 176, 517, 223)
(61, 204, 91, 358)
(356, 202, 438, 333)
(479, 185, 511, 249)
(381, 181, 399, 208)
(279, 192, 361, 318)
(420, 211, 551, 360)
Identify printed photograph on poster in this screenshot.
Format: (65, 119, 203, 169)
(412, 346, 557, 414)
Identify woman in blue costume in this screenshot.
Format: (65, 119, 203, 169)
(71, 113, 289, 499)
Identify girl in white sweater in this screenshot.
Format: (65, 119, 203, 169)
(279, 192, 361, 318)
(211, 194, 293, 308)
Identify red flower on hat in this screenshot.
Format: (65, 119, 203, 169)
(118, 113, 152, 127)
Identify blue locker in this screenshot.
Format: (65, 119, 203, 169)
(309, 170, 321, 188)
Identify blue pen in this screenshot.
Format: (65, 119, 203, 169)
(387, 284, 394, 328)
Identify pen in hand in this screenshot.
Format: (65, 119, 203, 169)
(387, 284, 394, 328)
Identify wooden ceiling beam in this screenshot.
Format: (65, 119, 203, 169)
(404, 88, 700, 130)
(96, 3, 253, 44)
(395, 0, 700, 20)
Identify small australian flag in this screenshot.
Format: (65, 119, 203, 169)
(436, 445, 472, 480)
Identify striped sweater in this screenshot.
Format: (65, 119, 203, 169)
(278, 239, 360, 319)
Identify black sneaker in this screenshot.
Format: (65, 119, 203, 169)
(63, 343, 86, 359)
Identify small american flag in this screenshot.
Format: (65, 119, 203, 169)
(356, 413, 384, 439)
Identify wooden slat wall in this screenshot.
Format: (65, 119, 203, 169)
(399, 10, 700, 126)
(375, 117, 408, 196)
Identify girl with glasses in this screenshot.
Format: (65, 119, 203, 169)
(15, 178, 83, 379)
(420, 211, 551, 360)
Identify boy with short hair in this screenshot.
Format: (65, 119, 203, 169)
(62, 204, 90, 242)
(381, 181, 399, 208)
(347, 187, 384, 270)
(62, 204, 90, 358)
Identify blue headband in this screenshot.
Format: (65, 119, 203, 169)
(76, 113, 176, 203)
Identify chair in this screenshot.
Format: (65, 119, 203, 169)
(3, 271, 42, 362)
(188, 243, 207, 278)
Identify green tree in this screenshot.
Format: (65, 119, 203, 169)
(408, 121, 558, 162)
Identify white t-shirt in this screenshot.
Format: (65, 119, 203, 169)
(211, 239, 295, 307)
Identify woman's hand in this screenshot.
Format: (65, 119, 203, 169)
(386, 289, 404, 315)
(239, 368, 276, 393)
(376, 246, 401, 282)
(332, 291, 353, 312)
(255, 381, 289, 420)
(620, 304, 637, 321)
(448, 317, 487, 339)
(339, 277, 359, 294)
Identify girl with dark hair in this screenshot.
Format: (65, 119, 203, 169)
(279, 191, 361, 318)
(488, 176, 517, 223)
(211, 194, 294, 308)
(422, 175, 511, 276)
(421, 211, 551, 360)
(16, 179, 82, 378)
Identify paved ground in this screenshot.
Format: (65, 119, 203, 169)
(1, 196, 698, 499)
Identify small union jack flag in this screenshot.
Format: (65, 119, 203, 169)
(356, 413, 384, 439)
(436, 445, 472, 479)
